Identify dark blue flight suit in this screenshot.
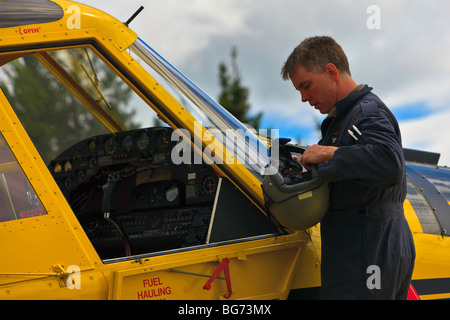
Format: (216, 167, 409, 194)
(317, 85, 415, 299)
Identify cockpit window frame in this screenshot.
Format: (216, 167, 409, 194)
(0, 40, 280, 262)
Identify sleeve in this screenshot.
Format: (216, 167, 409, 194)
(318, 103, 404, 187)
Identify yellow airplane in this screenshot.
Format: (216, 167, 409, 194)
(0, 0, 448, 300)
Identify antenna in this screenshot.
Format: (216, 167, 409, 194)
(124, 6, 144, 26)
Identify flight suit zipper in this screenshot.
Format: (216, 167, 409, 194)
(321, 116, 337, 146)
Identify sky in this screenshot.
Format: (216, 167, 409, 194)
(77, 0, 450, 166)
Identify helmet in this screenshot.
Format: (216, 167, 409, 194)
(262, 140, 329, 230)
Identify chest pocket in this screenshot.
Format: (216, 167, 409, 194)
(335, 99, 380, 146)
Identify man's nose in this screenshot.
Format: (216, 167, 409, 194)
(301, 92, 309, 103)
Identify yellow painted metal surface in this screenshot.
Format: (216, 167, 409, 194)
(0, 84, 317, 299)
(410, 233, 450, 300)
(107, 232, 308, 300)
(404, 200, 423, 234)
(0, 89, 105, 299)
(0, 0, 137, 54)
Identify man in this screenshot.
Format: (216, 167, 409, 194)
(281, 36, 415, 299)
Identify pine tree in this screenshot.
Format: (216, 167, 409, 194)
(218, 47, 263, 130)
(0, 49, 138, 162)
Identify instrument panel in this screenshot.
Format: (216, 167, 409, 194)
(48, 127, 219, 259)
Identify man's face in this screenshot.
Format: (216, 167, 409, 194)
(289, 64, 337, 114)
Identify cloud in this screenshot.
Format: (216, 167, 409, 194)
(385, 77, 450, 112)
(78, 0, 450, 165)
(401, 110, 450, 166)
(77, 0, 252, 64)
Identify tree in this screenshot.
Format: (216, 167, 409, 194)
(218, 47, 263, 130)
(0, 48, 138, 162)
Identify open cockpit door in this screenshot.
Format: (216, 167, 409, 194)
(0, 88, 106, 299)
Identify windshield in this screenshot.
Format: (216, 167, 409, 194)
(0, 47, 161, 163)
(130, 38, 276, 180)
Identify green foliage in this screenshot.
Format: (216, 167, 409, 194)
(218, 47, 263, 130)
(0, 49, 138, 162)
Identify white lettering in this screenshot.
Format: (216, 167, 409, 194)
(171, 128, 192, 164)
(66, 5, 81, 30)
(222, 304, 272, 315)
(366, 265, 381, 290)
(203, 130, 224, 165)
(66, 265, 81, 290)
(366, 5, 381, 30)
(178, 304, 212, 318)
(170, 121, 279, 175)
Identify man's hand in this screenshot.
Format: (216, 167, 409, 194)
(299, 145, 338, 170)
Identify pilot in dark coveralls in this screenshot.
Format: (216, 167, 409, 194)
(281, 36, 415, 299)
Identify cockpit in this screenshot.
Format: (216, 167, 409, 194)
(0, 37, 280, 261)
(49, 126, 220, 258)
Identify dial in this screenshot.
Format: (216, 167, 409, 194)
(156, 131, 169, 151)
(201, 175, 217, 195)
(64, 177, 71, 189)
(105, 136, 117, 154)
(88, 139, 96, 152)
(76, 170, 86, 182)
(165, 185, 179, 202)
(136, 132, 149, 150)
(53, 163, 62, 173)
(88, 157, 97, 168)
(148, 186, 161, 204)
(122, 135, 133, 151)
(64, 161, 72, 172)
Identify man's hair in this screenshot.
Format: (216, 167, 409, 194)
(281, 36, 351, 80)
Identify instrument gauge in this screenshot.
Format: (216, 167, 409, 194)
(157, 131, 169, 151)
(53, 163, 62, 173)
(122, 135, 133, 151)
(88, 139, 96, 153)
(165, 185, 179, 202)
(105, 136, 117, 154)
(136, 132, 149, 150)
(88, 157, 97, 168)
(201, 176, 217, 195)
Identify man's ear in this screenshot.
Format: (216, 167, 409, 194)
(325, 63, 339, 81)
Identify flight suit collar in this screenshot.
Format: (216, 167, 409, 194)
(334, 84, 373, 116)
(319, 84, 373, 145)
